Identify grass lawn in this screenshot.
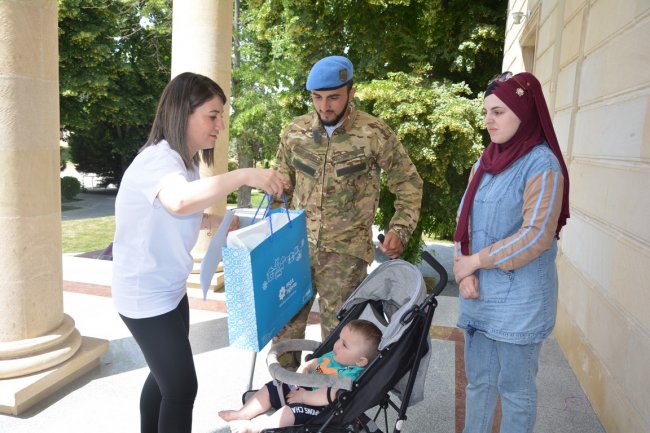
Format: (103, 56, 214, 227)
(250, 190, 266, 207)
(228, 190, 268, 208)
(61, 216, 115, 254)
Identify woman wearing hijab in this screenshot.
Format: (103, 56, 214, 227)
(453, 71, 570, 433)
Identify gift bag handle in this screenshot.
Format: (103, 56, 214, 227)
(250, 193, 292, 236)
(250, 193, 272, 224)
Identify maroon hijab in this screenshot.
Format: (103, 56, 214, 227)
(454, 72, 570, 255)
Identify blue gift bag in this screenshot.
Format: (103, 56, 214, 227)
(222, 207, 313, 352)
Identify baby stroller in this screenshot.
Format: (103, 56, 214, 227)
(254, 249, 448, 433)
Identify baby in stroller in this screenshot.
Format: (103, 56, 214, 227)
(220, 253, 447, 433)
(219, 319, 382, 433)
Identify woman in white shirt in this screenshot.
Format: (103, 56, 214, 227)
(112, 72, 287, 433)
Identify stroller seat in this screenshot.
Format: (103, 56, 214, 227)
(258, 252, 448, 433)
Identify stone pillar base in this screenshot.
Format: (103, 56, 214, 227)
(0, 336, 108, 415)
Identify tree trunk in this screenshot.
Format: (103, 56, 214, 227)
(237, 144, 252, 208)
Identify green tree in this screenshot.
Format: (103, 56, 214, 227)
(58, 0, 172, 187)
(231, 0, 310, 206)
(233, 0, 506, 261)
(57, 0, 506, 261)
(356, 70, 484, 259)
(235, 0, 506, 94)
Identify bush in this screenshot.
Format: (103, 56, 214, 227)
(61, 176, 81, 200)
(60, 146, 71, 171)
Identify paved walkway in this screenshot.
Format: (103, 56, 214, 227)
(0, 191, 606, 433)
(61, 190, 117, 221)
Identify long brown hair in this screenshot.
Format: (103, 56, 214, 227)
(142, 72, 227, 169)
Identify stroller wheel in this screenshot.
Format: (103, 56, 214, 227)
(354, 414, 384, 433)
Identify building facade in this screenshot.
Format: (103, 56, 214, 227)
(504, 1, 650, 432)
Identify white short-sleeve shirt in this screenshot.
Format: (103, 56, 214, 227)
(112, 141, 201, 319)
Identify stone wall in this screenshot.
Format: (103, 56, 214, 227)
(504, 1, 650, 432)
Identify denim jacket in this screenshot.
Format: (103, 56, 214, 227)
(457, 143, 565, 344)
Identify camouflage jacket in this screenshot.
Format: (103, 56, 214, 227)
(275, 106, 423, 263)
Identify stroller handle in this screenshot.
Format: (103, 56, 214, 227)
(420, 250, 448, 297)
(377, 234, 448, 297)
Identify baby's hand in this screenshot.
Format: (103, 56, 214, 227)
(286, 388, 304, 404)
(296, 358, 316, 374)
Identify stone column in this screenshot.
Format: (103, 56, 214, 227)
(171, 0, 234, 278)
(0, 0, 107, 415)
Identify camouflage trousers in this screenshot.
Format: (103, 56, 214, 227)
(274, 250, 368, 345)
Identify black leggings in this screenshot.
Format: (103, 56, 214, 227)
(120, 295, 197, 433)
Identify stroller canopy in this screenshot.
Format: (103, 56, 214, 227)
(339, 259, 427, 350)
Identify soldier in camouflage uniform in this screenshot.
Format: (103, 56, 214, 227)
(274, 55, 422, 350)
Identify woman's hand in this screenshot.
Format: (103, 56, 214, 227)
(158, 168, 289, 216)
(245, 168, 290, 199)
(454, 253, 481, 283)
(459, 275, 480, 299)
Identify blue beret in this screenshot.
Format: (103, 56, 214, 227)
(306, 56, 354, 91)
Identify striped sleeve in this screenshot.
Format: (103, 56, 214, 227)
(478, 169, 564, 270)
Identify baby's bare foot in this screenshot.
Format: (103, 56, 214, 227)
(218, 410, 246, 422)
(228, 419, 254, 433)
